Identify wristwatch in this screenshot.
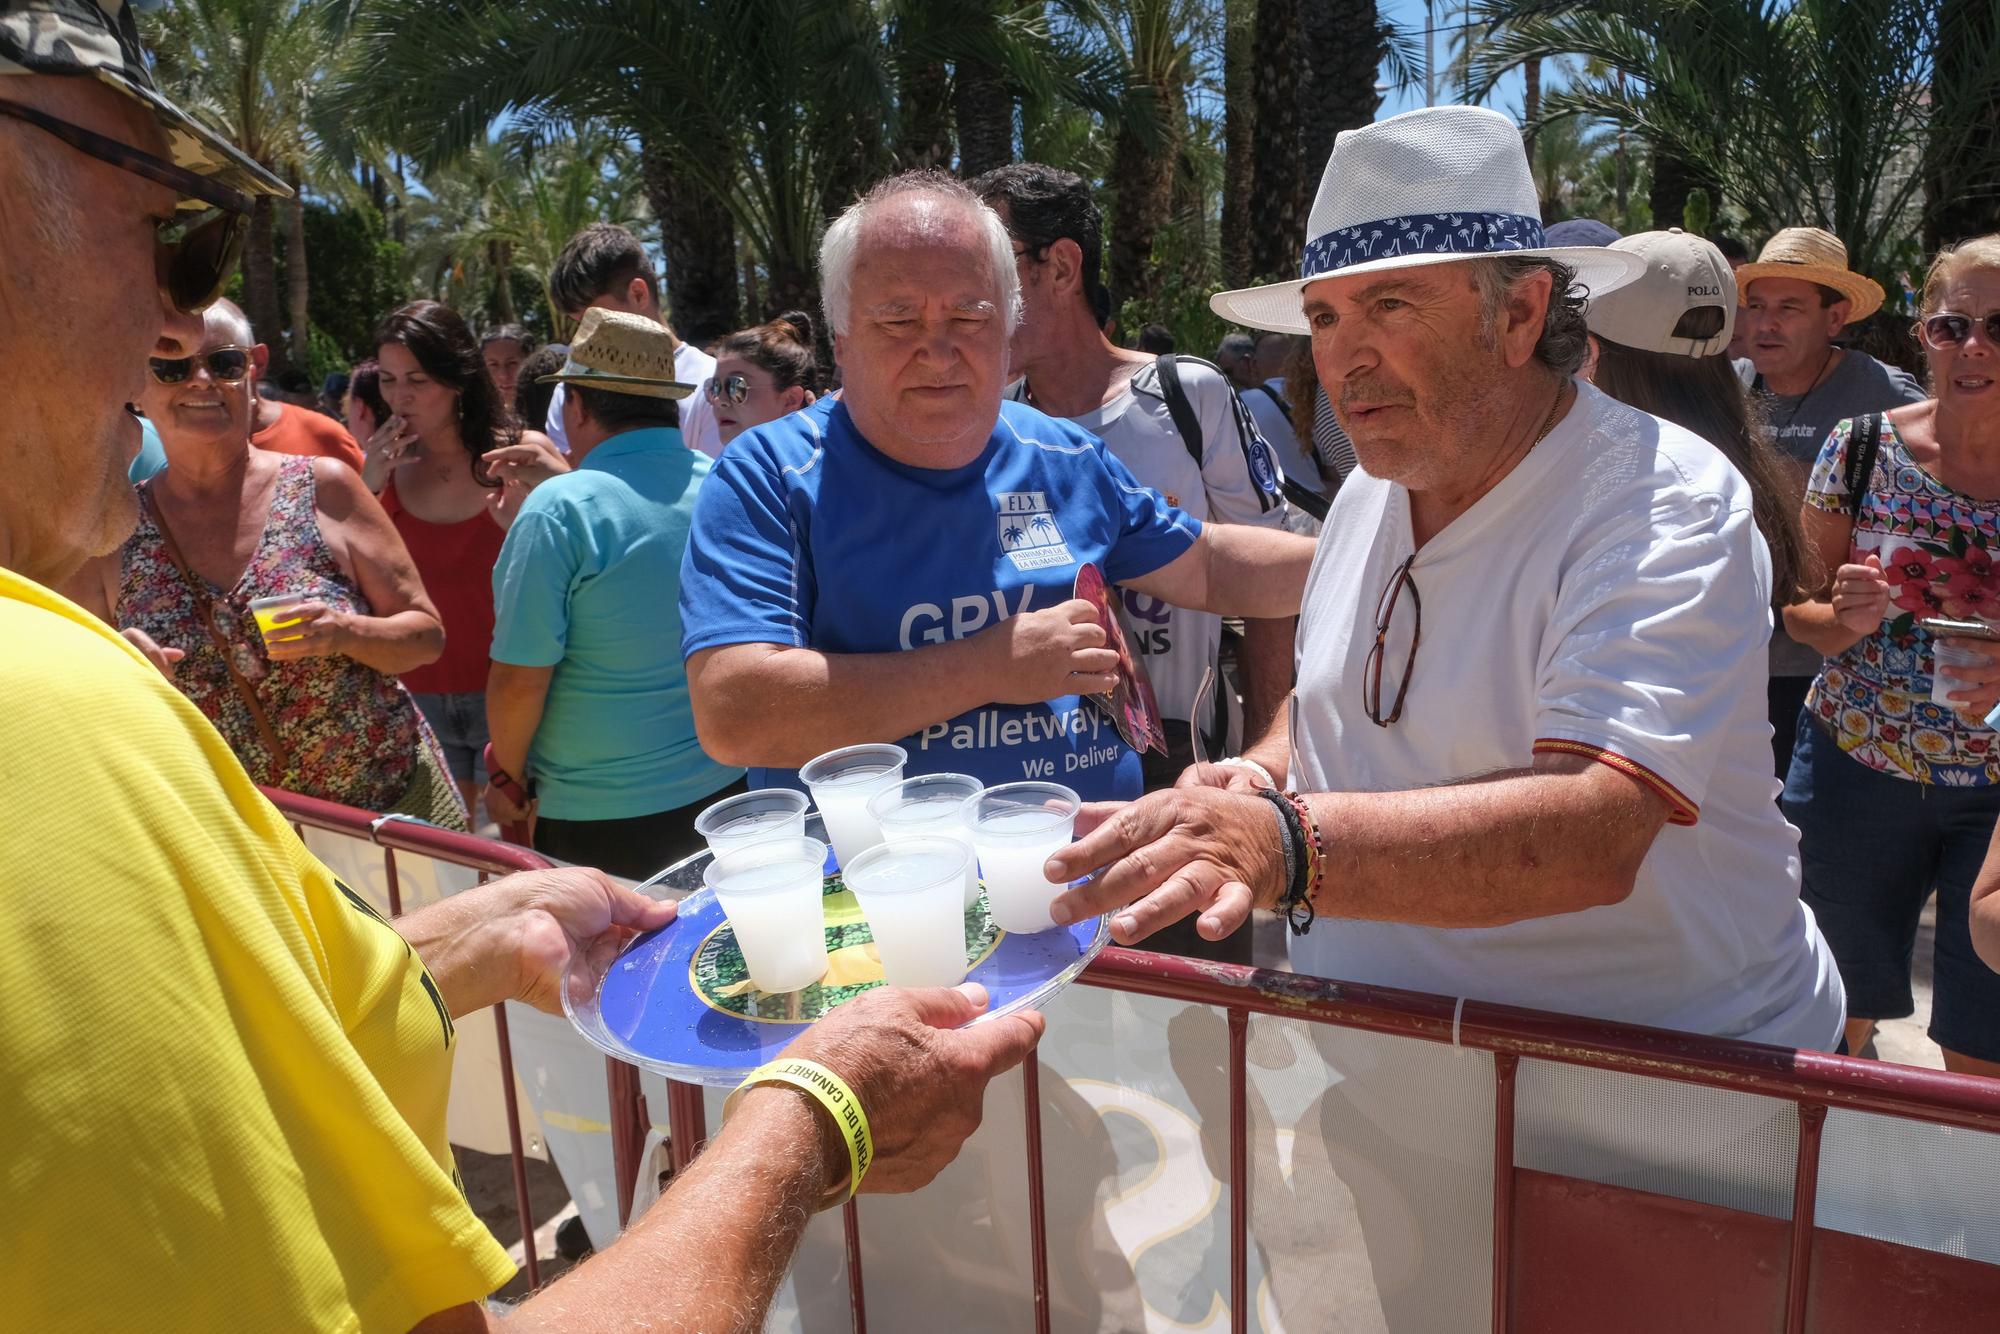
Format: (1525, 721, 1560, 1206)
(482, 742, 534, 805)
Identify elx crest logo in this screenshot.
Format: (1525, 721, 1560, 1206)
(996, 492, 1076, 571)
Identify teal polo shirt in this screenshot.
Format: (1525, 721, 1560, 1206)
(491, 426, 743, 820)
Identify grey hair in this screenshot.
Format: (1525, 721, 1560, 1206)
(1467, 255, 1590, 377)
(206, 296, 256, 346)
(819, 170, 1021, 336)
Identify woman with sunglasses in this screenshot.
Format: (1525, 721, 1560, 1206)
(1782, 233, 2000, 1076)
(66, 301, 465, 827)
(368, 301, 564, 821)
(708, 310, 823, 448)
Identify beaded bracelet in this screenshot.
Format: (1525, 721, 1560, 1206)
(1279, 790, 1321, 935)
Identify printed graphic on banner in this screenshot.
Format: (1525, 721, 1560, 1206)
(997, 491, 1076, 571)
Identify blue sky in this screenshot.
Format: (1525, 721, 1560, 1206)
(1377, 0, 1534, 123)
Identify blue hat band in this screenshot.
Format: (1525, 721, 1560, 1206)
(1300, 211, 1546, 280)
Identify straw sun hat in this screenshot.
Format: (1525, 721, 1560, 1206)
(537, 308, 694, 399)
(1733, 227, 1884, 322)
(1210, 106, 1645, 335)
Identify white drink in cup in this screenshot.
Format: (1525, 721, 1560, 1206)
(843, 836, 974, 988)
(702, 836, 830, 993)
(969, 782, 1081, 934)
(1933, 641, 1988, 707)
(800, 743, 908, 869)
(869, 772, 983, 907)
(695, 788, 810, 857)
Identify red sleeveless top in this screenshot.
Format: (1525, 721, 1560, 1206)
(380, 478, 505, 694)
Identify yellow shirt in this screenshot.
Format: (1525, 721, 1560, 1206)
(0, 570, 515, 1331)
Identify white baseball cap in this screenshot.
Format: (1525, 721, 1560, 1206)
(1585, 229, 1737, 358)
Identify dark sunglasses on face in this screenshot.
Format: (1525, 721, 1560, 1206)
(1919, 312, 2000, 350)
(0, 99, 251, 315)
(705, 373, 760, 406)
(149, 347, 252, 384)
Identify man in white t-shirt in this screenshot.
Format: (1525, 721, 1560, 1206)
(974, 166, 1294, 778)
(1041, 103, 1845, 1330)
(542, 223, 722, 459)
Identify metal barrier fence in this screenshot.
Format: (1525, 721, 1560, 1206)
(269, 790, 2000, 1332)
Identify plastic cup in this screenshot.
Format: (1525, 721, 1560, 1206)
(842, 836, 975, 988)
(695, 788, 810, 857)
(800, 743, 908, 868)
(968, 782, 1081, 934)
(1933, 641, 1987, 707)
(702, 836, 830, 993)
(869, 773, 984, 907)
(248, 594, 305, 645)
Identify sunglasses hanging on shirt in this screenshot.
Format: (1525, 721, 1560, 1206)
(148, 347, 252, 385)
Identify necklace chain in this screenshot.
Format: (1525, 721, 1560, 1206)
(1778, 345, 1840, 429)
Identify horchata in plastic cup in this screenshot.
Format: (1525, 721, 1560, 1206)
(868, 772, 983, 907)
(702, 836, 830, 993)
(842, 835, 975, 988)
(799, 743, 907, 869)
(695, 787, 811, 858)
(968, 782, 1081, 934)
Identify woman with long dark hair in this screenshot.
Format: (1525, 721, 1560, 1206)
(1585, 231, 1809, 610)
(365, 300, 564, 819)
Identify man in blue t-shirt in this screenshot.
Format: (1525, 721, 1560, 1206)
(487, 309, 745, 879)
(679, 172, 1315, 805)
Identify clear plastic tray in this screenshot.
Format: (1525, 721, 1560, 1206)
(562, 812, 1108, 1087)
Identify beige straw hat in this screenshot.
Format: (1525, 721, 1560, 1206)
(1734, 227, 1884, 322)
(537, 308, 693, 399)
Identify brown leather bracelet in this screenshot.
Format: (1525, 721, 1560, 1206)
(482, 741, 533, 805)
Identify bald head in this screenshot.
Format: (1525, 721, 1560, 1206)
(820, 171, 1019, 336)
(205, 297, 255, 347)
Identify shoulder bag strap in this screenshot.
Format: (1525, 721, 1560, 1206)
(139, 486, 294, 768)
(1842, 412, 1884, 523)
(1154, 353, 1205, 470)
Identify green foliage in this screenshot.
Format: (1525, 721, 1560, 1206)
(1681, 186, 1712, 236)
(291, 202, 404, 362)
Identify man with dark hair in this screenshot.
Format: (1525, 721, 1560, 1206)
(486, 309, 744, 877)
(542, 222, 722, 458)
(1738, 227, 1923, 777)
(1135, 321, 1175, 354)
(974, 165, 1294, 814)
(1213, 331, 1258, 387)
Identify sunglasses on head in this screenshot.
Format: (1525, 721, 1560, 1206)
(704, 373, 759, 406)
(149, 347, 251, 385)
(1919, 312, 2000, 351)
(0, 99, 251, 315)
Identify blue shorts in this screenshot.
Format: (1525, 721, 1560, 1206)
(410, 690, 489, 783)
(1782, 713, 2000, 1061)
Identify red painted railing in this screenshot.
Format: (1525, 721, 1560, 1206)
(266, 790, 2000, 1330)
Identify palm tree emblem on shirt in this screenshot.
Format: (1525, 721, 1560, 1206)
(1003, 523, 1026, 548)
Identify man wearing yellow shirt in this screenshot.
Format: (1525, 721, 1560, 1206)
(0, 6, 1043, 1331)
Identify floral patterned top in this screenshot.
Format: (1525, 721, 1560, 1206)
(1804, 415, 2000, 785)
(119, 458, 456, 814)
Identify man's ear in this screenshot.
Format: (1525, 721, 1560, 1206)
(1824, 297, 1853, 338)
(1499, 267, 1555, 369)
(1047, 238, 1087, 299)
(251, 343, 271, 377)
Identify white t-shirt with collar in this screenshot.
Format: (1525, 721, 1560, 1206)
(543, 341, 721, 459)
(1288, 381, 1843, 1050)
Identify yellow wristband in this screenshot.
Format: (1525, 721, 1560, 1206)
(730, 1058, 873, 1201)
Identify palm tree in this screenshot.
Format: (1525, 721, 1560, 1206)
(1220, 0, 1255, 287)
(1473, 0, 2000, 284)
(1249, 0, 1304, 282)
(143, 0, 336, 371)
(1926, 0, 2000, 251)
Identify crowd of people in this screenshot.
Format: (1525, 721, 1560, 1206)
(9, 0, 2000, 1327)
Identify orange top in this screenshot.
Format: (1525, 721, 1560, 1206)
(252, 401, 364, 473)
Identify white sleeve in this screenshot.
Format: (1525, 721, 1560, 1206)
(680, 384, 724, 459)
(1532, 492, 1768, 823)
(1189, 366, 1287, 528)
(543, 381, 570, 455)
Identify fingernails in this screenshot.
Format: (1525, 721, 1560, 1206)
(1047, 899, 1072, 926)
(1114, 912, 1136, 937)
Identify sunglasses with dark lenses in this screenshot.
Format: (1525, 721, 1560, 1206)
(704, 373, 755, 406)
(1920, 312, 2000, 350)
(0, 99, 251, 315)
(149, 347, 252, 385)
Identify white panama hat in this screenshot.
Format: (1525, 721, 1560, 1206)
(1210, 106, 1647, 335)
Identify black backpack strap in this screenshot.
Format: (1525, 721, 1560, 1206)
(1154, 353, 1204, 469)
(1282, 477, 1330, 522)
(1842, 413, 1883, 522)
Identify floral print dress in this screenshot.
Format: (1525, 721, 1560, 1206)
(1804, 416, 2000, 785)
(119, 457, 460, 817)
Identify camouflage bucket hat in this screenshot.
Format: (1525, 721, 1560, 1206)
(0, 0, 286, 200)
